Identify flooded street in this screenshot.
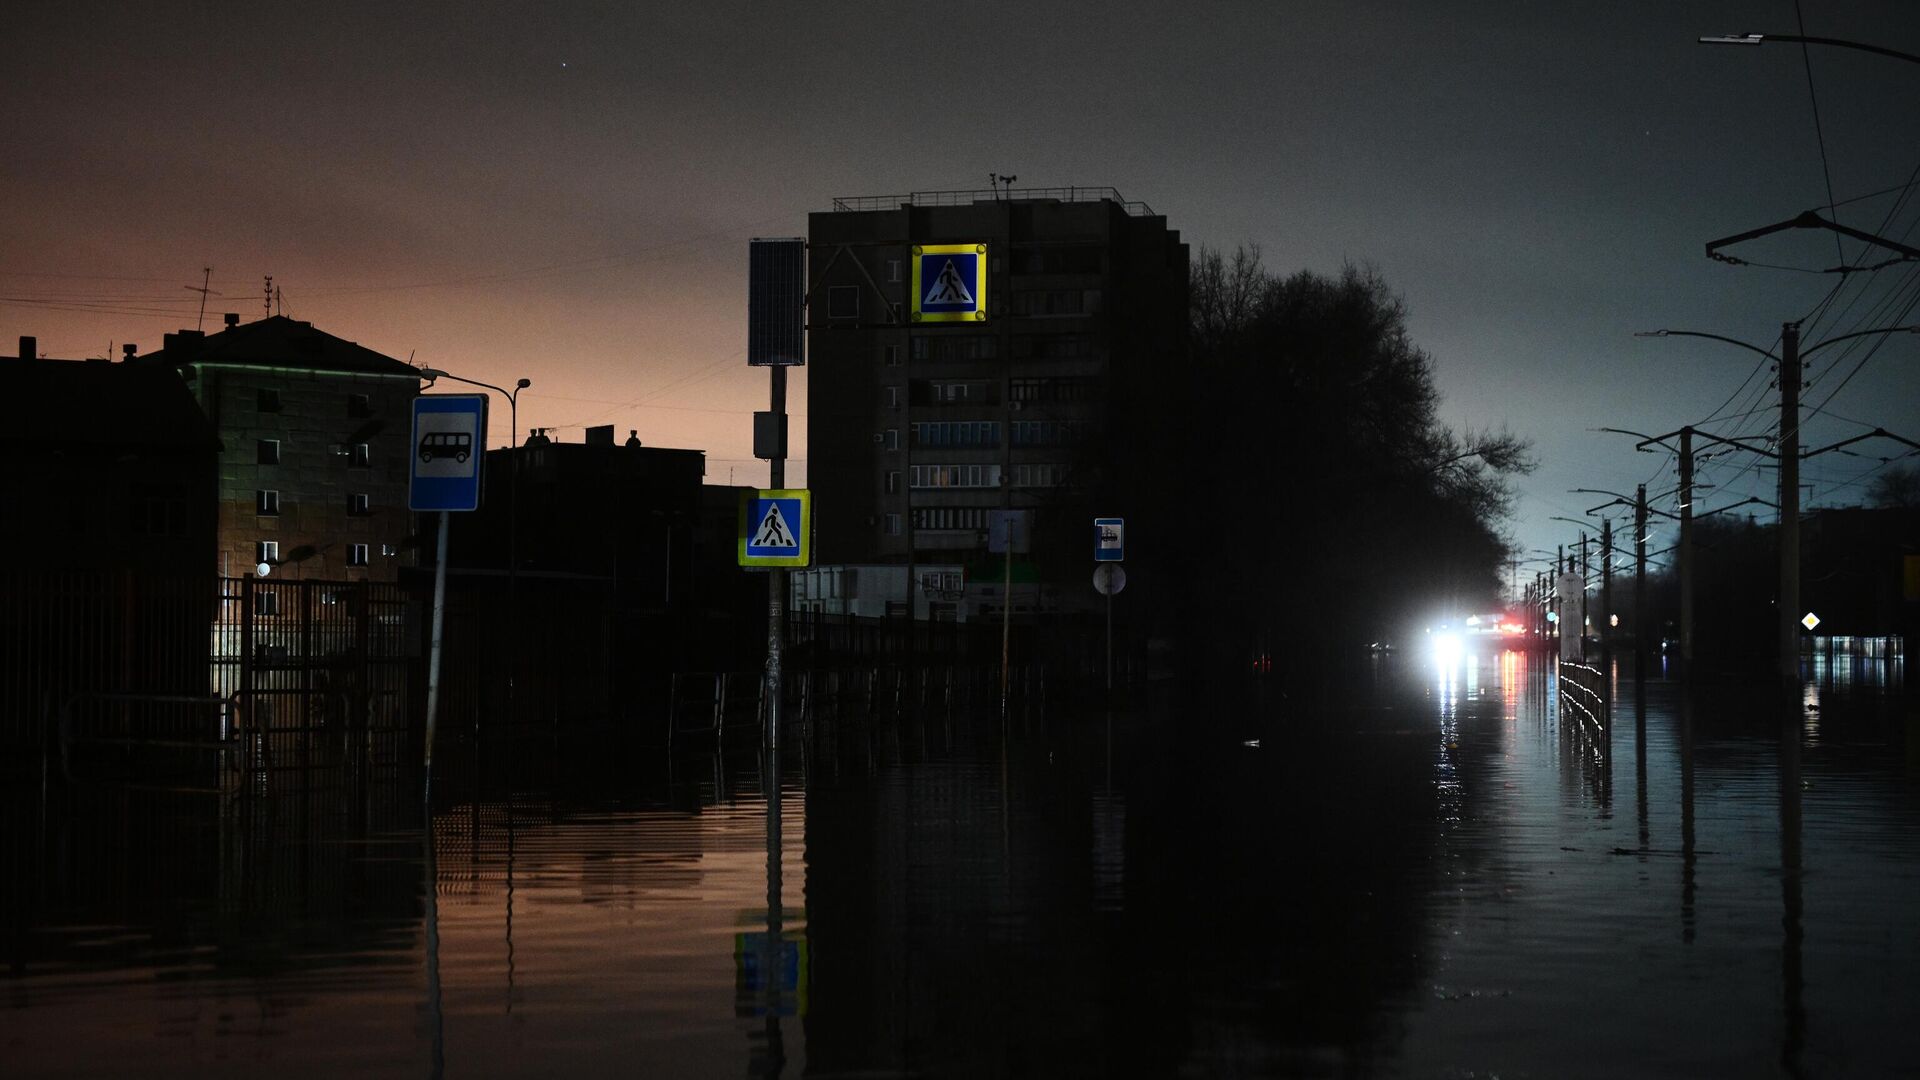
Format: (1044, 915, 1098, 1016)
(6, 650, 1920, 1077)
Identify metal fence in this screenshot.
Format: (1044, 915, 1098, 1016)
(2, 570, 415, 794)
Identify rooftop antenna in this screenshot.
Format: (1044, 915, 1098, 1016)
(991, 173, 1018, 199)
(263, 275, 273, 318)
(184, 267, 220, 331)
(274, 285, 283, 316)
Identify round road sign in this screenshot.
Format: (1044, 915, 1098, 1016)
(1093, 563, 1127, 596)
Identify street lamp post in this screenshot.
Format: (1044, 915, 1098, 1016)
(420, 368, 531, 721)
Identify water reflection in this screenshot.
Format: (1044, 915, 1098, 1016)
(6, 656, 1920, 1076)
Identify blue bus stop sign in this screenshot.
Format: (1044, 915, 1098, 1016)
(409, 394, 488, 512)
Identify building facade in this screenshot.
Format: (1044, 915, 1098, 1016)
(139, 315, 421, 583)
(804, 188, 1186, 620)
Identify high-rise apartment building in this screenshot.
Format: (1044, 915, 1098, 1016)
(803, 188, 1186, 620)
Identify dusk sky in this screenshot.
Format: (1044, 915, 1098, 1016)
(8, 1, 1920, 589)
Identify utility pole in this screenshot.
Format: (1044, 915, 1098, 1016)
(1678, 427, 1695, 676)
(1600, 518, 1613, 653)
(1634, 485, 1648, 665)
(768, 365, 788, 755)
(1777, 323, 1801, 686)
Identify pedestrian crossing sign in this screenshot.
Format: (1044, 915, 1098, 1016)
(911, 243, 988, 323)
(739, 488, 812, 567)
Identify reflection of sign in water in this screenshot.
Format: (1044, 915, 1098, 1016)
(734, 932, 808, 1018)
(911, 243, 987, 323)
(410, 395, 488, 511)
(739, 489, 811, 567)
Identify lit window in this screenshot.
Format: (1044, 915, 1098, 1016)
(256, 490, 280, 515)
(257, 439, 280, 465)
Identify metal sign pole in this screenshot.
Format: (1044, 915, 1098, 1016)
(1000, 542, 1012, 714)
(423, 509, 450, 798)
(767, 366, 786, 755)
(1106, 588, 1113, 695)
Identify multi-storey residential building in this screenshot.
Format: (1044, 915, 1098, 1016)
(803, 187, 1186, 620)
(138, 315, 420, 582)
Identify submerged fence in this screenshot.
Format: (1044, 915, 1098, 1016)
(4, 571, 415, 795)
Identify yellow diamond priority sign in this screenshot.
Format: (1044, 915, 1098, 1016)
(1801, 612, 1821, 631)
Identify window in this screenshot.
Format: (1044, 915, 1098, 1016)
(257, 439, 280, 466)
(351, 442, 370, 467)
(911, 337, 930, 361)
(1013, 420, 1080, 446)
(256, 489, 280, 515)
(885, 471, 900, 494)
(349, 492, 370, 516)
(348, 543, 370, 567)
(381, 543, 397, 557)
(254, 591, 279, 617)
(884, 428, 899, 451)
(912, 421, 1000, 448)
(885, 344, 901, 367)
(1014, 463, 1069, 488)
(888, 258, 902, 283)
(257, 388, 281, 412)
(348, 392, 372, 418)
(828, 285, 860, 319)
(913, 507, 992, 530)
(883, 513, 901, 536)
(884, 385, 900, 409)
(256, 540, 279, 566)
(910, 464, 1001, 489)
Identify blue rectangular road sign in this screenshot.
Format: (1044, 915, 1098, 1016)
(739, 489, 812, 567)
(1094, 517, 1124, 562)
(409, 394, 488, 512)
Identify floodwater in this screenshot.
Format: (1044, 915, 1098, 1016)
(5, 649, 1920, 1077)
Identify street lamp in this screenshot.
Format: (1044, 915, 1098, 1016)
(420, 368, 531, 722)
(1699, 32, 1920, 68)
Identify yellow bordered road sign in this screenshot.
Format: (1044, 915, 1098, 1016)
(911, 243, 988, 323)
(740, 488, 812, 567)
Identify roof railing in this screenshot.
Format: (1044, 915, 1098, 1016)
(830, 186, 1154, 216)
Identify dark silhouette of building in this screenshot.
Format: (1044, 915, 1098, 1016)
(4, 336, 220, 573)
(424, 431, 763, 725)
(136, 314, 421, 582)
(1, 336, 222, 753)
(805, 187, 1186, 620)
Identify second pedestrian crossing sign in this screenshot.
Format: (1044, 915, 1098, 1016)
(911, 243, 988, 322)
(739, 489, 812, 567)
